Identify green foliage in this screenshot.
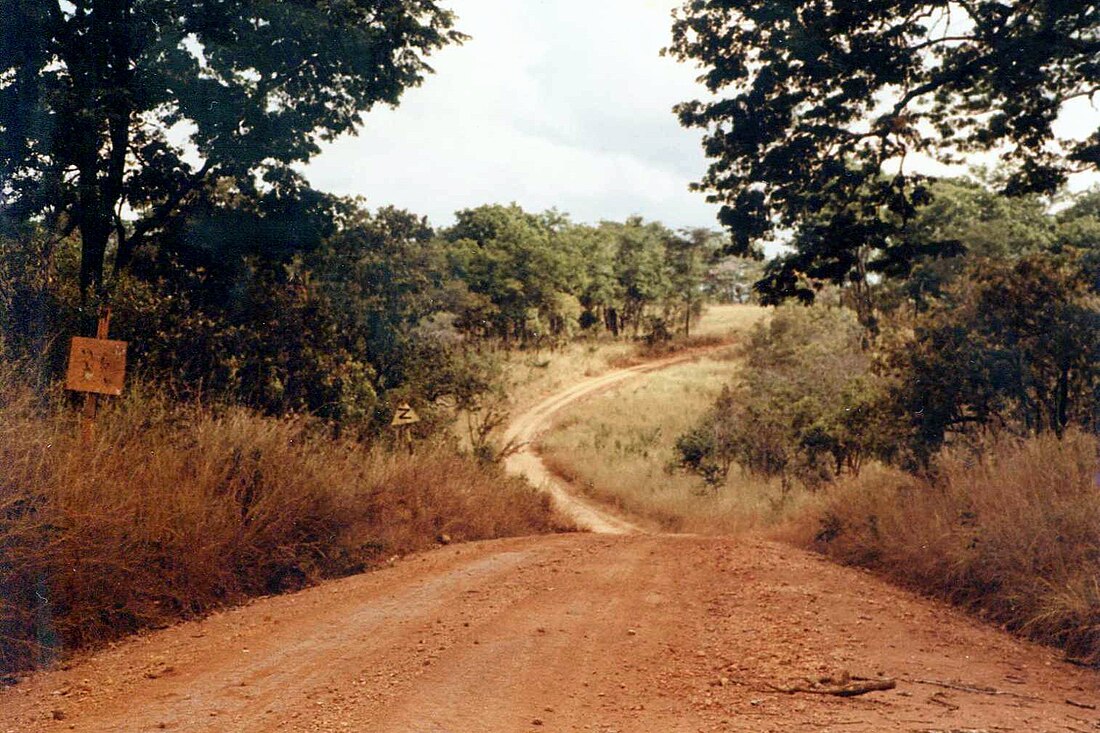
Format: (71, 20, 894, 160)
(674, 385, 738, 487)
(884, 254, 1100, 466)
(676, 306, 888, 489)
(1, 188, 723, 436)
(679, 182, 1100, 483)
(439, 205, 716, 345)
(668, 0, 1100, 306)
(443, 204, 571, 343)
(0, 0, 464, 297)
(1057, 188, 1100, 293)
(881, 177, 1062, 312)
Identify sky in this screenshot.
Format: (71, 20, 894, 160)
(303, 0, 719, 231)
(302, 0, 1100, 232)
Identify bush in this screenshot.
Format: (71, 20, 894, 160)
(884, 254, 1100, 466)
(0, 377, 561, 674)
(783, 431, 1100, 664)
(674, 305, 889, 489)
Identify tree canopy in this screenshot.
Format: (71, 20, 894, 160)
(668, 0, 1100, 305)
(0, 0, 464, 299)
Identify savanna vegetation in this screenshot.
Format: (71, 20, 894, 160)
(665, 183, 1100, 662)
(666, 0, 1100, 664)
(0, 0, 756, 675)
(0, 373, 562, 674)
(2, 0, 1099, 679)
(535, 305, 803, 534)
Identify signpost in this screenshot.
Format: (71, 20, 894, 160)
(391, 403, 420, 427)
(65, 309, 127, 444)
(391, 402, 420, 454)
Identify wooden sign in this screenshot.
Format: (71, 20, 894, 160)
(65, 337, 128, 396)
(391, 403, 421, 426)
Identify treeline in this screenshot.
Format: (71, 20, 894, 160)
(676, 178, 1100, 490)
(1, 186, 730, 431)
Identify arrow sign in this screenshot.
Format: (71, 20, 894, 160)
(391, 402, 421, 426)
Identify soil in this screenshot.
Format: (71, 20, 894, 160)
(2, 353, 1098, 733)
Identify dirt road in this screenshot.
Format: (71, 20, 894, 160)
(2, 357, 1099, 732)
(502, 352, 707, 534)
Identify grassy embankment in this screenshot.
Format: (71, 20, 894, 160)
(503, 304, 761, 416)
(533, 305, 809, 533)
(0, 378, 563, 675)
(780, 432, 1100, 665)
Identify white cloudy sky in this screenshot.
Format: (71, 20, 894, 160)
(304, 0, 717, 230)
(303, 1, 1100, 230)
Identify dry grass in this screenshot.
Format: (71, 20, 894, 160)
(779, 432, 1100, 664)
(504, 305, 768, 417)
(535, 306, 809, 534)
(691, 304, 771, 338)
(0, 377, 562, 674)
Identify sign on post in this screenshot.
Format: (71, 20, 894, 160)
(65, 337, 128, 396)
(391, 403, 421, 426)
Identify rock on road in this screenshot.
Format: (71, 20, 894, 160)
(2, 357, 1098, 732)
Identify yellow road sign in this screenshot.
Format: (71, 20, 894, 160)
(391, 403, 421, 426)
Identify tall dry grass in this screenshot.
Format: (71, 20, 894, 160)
(780, 432, 1100, 664)
(0, 377, 562, 674)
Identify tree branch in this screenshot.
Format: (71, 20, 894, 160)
(112, 160, 213, 276)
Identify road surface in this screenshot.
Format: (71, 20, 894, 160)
(2, 355, 1098, 732)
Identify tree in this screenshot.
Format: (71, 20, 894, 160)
(705, 255, 764, 304)
(668, 1, 1100, 307)
(884, 254, 1100, 465)
(675, 305, 888, 490)
(608, 216, 674, 337)
(443, 204, 572, 343)
(313, 205, 450, 398)
(881, 177, 1058, 313)
(0, 0, 464, 305)
(666, 228, 718, 336)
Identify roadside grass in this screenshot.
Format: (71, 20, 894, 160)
(535, 306, 809, 534)
(777, 431, 1100, 665)
(0, 376, 563, 675)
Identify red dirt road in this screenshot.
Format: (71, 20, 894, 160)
(2, 534, 1098, 732)
(2, 355, 1098, 732)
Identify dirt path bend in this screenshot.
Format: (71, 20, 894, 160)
(503, 352, 708, 534)
(2, 534, 1098, 733)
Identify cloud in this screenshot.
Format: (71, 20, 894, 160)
(304, 0, 1100, 231)
(303, 0, 719, 230)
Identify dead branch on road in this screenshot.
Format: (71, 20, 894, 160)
(768, 674, 896, 697)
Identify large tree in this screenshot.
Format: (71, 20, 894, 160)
(668, 1, 1100, 308)
(0, 0, 463, 302)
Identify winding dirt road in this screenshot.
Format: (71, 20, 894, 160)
(502, 352, 709, 534)
(2, 356, 1099, 732)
